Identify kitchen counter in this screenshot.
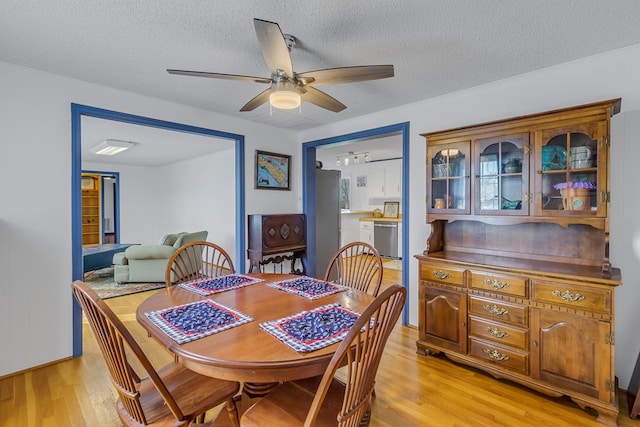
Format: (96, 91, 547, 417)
(359, 216, 402, 223)
(341, 210, 374, 215)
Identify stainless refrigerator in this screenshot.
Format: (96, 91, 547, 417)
(315, 169, 341, 278)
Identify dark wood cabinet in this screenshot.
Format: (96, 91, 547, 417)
(417, 100, 622, 426)
(419, 285, 467, 354)
(247, 213, 307, 274)
(530, 308, 612, 400)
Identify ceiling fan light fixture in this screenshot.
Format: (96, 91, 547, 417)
(269, 90, 301, 109)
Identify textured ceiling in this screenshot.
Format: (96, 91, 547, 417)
(3, 0, 640, 133)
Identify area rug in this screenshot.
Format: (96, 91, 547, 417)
(83, 266, 164, 299)
(383, 259, 403, 271)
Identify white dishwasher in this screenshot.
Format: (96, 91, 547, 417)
(373, 221, 398, 259)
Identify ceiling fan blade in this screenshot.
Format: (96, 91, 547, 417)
(254, 18, 294, 77)
(297, 65, 394, 86)
(300, 86, 346, 112)
(240, 88, 274, 112)
(167, 69, 272, 84)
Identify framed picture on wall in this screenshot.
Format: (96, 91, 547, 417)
(255, 150, 291, 190)
(383, 201, 400, 218)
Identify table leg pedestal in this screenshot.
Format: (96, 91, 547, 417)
(242, 382, 279, 398)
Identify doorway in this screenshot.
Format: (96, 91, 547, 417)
(302, 122, 410, 325)
(81, 171, 120, 245)
(71, 103, 246, 357)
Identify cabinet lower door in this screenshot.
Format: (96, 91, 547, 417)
(530, 309, 613, 402)
(421, 286, 467, 353)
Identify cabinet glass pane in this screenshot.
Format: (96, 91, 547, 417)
(478, 142, 523, 211)
(431, 147, 466, 210)
(541, 132, 597, 212)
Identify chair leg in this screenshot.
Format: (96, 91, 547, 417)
(225, 396, 240, 427)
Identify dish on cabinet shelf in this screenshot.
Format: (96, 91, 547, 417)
(541, 146, 566, 171)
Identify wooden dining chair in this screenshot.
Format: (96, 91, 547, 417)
(240, 283, 406, 427)
(323, 241, 383, 297)
(71, 281, 240, 427)
(166, 241, 235, 288)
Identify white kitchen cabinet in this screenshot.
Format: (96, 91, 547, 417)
(384, 158, 402, 197)
(340, 213, 361, 247)
(365, 162, 386, 198)
(365, 159, 402, 199)
(359, 221, 374, 246)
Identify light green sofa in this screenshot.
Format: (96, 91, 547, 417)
(113, 231, 208, 283)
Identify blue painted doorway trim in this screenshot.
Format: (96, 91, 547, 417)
(302, 122, 410, 325)
(71, 103, 246, 357)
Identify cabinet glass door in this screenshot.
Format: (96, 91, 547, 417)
(537, 122, 604, 216)
(474, 133, 529, 215)
(428, 141, 470, 214)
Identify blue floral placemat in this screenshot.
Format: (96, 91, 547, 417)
(267, 276, 348, 300)
(178, 274, 264, 296)
(145, 299, 253, 344)
(260, 303, 360, 352)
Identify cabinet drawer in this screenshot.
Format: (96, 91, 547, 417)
(359, 222, 373, 231)
(420, 263, 465, 286)
(469, 338, 529, 375)
(468, 316, 528, 349)
(469, 296, 528, 326)
(532, 280, 611, 314)
(470, 271, 528, 297)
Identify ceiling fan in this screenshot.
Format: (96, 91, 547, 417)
(167, 18, 394, 113)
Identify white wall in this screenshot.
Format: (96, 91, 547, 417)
(299, 43, 640, 388)
(156, 148, 237, 259)
(0, 60, 300, 377)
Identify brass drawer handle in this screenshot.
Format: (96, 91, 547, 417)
(432, 270, 451, 280)
(551, 289, 585, 303)
(484, 278, 510, 289)
(483, 348, 509, 361)
(485, 326, 509, 338)
(483, 304, 509, 316)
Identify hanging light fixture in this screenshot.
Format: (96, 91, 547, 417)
(335, 151, 370, 166)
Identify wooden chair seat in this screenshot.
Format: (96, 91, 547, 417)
(122, 362, 239, 426)
(240, 377, 350, 427)
(240, 284, 406, 427)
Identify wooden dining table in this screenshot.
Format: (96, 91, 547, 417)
(136, 273, 376, 399)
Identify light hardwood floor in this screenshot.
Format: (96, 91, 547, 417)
(1, 267, 638, 426)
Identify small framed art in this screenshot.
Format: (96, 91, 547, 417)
(383, 201, 400, 218)
(255, 150, 291, 190)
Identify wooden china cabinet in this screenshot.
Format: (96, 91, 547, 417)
(416, 99, 622, 426)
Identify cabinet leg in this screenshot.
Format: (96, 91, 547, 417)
(416, 343, 440, 357)
(595, 411, 619, 427)
(570, 396, 618, 427)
